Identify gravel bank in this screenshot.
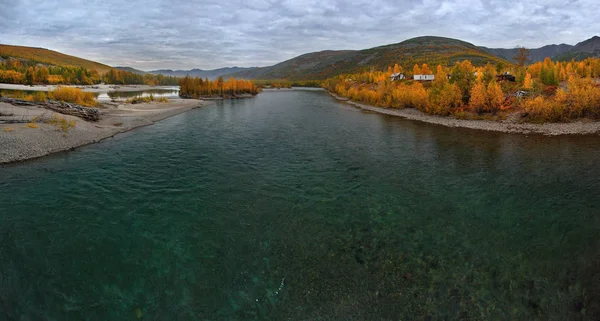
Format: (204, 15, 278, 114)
(328, 92, 600, 136)
(0, 99, 210, 164)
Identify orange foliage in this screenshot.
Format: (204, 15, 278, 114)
(325, 56, 600, 122)
(179, 76, 259, 98)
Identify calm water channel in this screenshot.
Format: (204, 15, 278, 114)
(1, 89, 599, 320)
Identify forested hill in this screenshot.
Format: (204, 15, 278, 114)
(0, 44, 112, 74)
(229, 36, 510, 80)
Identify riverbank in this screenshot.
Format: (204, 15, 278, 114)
(328, 92, 600, 136)
(0, 99, 210, 164)
(0, 83, 178, 93)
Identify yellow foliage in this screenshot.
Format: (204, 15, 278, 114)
(413, 64, 421, 76)
(3, 127, 14, 132)
(49, 87, 97, 107)
(469, 82, 487, 113)
(25, 122, 38, 128)
(428, 82, 462, 115)
(523, 73, 533, 89)
(325, 56, 600, 122)
(486, 81, 504, 113)
(179, 76, 259, 98)
(32, 91, 47, 102)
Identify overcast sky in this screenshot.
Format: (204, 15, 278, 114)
(1, 0, 598, 70)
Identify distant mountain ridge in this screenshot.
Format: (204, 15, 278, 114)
(115, 66, 147, 74)
(480, 44, 574, 63)
(4, 35, 600, 83)
(229, 36, 509, 80)
(554, 36, 600, 61)
(147, 67, 258, 80)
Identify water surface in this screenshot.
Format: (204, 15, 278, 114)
(1, 90, 599, 320)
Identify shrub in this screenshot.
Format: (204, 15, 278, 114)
(32, 91, 47, 102)
(49, 87, 97, 107)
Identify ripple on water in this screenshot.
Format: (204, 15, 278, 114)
(1, 90, 600, 320)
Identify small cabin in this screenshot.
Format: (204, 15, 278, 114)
(496, 72, 516, 82)
(414, 74, 435, 81)
(390, 73, 405, 81)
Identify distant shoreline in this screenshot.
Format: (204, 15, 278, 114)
(327, 92, 600, 136)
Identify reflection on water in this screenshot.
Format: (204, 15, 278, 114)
(98, 89, 180, 101)
(0, 88, 180, 102)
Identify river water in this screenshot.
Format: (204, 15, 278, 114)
(1, 89, 599, 320)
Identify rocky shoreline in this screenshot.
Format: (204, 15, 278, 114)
(0, 99, 211, 164)
(328, 92, 600, 136)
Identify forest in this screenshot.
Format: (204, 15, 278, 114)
(0, 58, 178, 86)
(324, 57, 600, 122)
(179, 76, 260, 98)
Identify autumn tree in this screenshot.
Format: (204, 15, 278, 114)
(469, 81, 487, 113)
(421, 63, 432, 75)
(523, 72, 533, 89)
(413, 64, 421, 76)
(513, 47, 531, 67)
(486, 81, 504, 113)
(450, 60, 476, 103)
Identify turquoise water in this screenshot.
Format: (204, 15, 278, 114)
(1, 90, 600, 320)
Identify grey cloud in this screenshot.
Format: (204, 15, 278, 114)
(1, 0, 599, 70)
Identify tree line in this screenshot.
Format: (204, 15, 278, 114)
(179, 76, 260, 98)
(0, 58, 178, 86)
(325, 57, 600, 122)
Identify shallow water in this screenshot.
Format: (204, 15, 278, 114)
(1, 90, 599, 320)
(98, 89, 180, 101)
(0, 88, 180, 102)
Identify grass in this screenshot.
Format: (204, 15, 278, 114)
(21, 114, 77, 133)
(43, 114, 76, 133)
(125, 94, 169, 104)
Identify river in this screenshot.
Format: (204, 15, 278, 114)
(1, 89, 599, 320)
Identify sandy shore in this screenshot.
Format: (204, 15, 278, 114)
(328, 92, 600, 136)
(0, 99, 210, 164)
(0, 83, 178, 93)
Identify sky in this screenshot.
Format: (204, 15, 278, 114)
(1, 0, 598, 70)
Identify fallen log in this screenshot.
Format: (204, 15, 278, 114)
(0, 97, 101, 121)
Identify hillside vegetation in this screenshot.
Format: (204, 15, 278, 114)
(325, 57, 600, 122)
(0, 44, 178, 86)
(231, 36, 510, 80)
(0, 44, 112, 74)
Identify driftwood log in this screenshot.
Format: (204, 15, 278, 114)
(0, 97, 101, 121)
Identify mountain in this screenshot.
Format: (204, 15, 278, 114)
(0, 44, 112, 74)
(554, 36, 600, 61)
(148, 67, 257, 80)
(230, 36, 510, 80)
(481, 44, 574, 63)
(115, 66, 147, 74)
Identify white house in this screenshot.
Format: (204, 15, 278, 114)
(413, 74, 435, 81)
(390, 73, 406, 81)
